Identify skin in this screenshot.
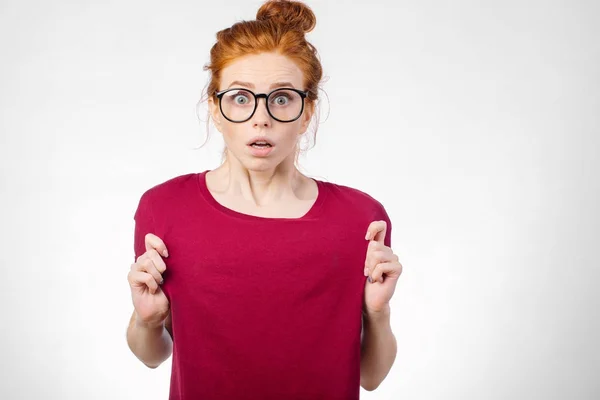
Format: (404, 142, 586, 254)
(126, 51, 403, 390)
(206, 51, 317, 218)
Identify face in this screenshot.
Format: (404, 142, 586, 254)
(208, 52, 314, 171)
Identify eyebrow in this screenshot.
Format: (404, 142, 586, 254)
(226, 81, 296, 90)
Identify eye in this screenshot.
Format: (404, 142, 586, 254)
(234, 94, 250, 104)
(225, 90, 252, 105)
(272, 94, 290, 106)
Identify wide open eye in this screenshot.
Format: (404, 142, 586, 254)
(224, 90, 253, 105)
(273, 95, 289, 105)
(270, 90, 297, 107)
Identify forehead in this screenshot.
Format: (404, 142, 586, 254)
(220, 52, 304, 90)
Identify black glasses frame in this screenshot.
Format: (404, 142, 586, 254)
(214, 87, 308, 123)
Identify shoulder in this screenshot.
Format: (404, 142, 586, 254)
(320, 178, 393, 245)
(140, 172, 198, 200)
(134, 172, 199, 218)
(321, 178, 388, 215)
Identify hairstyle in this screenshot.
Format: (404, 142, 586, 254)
(196, 0, 325, 167)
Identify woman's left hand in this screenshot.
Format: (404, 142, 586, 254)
(363, 220, 403, 315)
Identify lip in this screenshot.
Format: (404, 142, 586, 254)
(247, 143, 274, 157)
(246, 136, 275, 146)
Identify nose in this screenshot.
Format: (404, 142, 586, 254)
(252, 97, 271, 127)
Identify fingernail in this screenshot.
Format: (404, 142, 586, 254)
(160, 279, 164, 285)
(163, 250, 169, 257)
(365, 232, 370, 240)
(368, 276, 373, 283)
(364, 267, 369, 276)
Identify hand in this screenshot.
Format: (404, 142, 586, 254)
(363, 220, 403, 315)
(127, 233, 170, 329)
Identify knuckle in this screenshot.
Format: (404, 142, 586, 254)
(155, 261, 166, 273)
(371, 269, 380, 280)
(133, 261, 144, 271)
(148, 265, 159, 276)
(141, 256, 151, 266)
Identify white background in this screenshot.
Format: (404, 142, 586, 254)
(1, 0, 599, 399)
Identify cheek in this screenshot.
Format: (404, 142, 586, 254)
(220, 125, 243, 144)
(284, 124, 302, 139)
(281, 129, 301, 147)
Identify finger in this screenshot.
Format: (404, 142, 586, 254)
(366, 239, 387, 254)
(370, 260, 403, 284)
(365, 220, 387, 244)
(365, 248, 395, 270)
(133, 255, 164, 286)
(145, 233, 169, 258)
(364, 245, 395, 275)
(145, 248, 167, 275)
(128, 270, 160, 294)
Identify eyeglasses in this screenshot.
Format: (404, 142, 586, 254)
(215, 87, 308, 123)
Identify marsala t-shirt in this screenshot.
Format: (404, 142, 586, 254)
(133, 170, 392, 400)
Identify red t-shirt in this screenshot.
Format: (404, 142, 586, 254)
(133, 170, 392, 399)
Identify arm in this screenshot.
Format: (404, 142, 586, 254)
(126, 309, 174, 369)
(360, 304, 397, 391)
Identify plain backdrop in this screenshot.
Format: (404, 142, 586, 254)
(1, 0, 599, 399)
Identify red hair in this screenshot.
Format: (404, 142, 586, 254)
(196, 0, 325, 164)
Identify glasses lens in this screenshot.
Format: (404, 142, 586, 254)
(267, 89, 303, 121)
(220, 89, 256, 122)
(220, 89, 303, 122)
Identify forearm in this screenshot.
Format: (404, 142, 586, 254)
(126, 310, 173, 369)
(360, 305, 397, 391)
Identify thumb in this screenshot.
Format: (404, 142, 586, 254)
(365, 220, 387, 244)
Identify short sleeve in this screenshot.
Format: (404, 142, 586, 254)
(133, 192, 155, 262)
(378, 202, 393, 249)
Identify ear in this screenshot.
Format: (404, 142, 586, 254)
(208, 96, 222, 132)
(300, 101, 314, 133)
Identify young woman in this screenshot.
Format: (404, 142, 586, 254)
(126, 1, 403, 398)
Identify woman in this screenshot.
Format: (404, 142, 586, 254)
(126, 1, 403, 398)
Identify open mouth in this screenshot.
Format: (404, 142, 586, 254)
(249, 142, 273, 148)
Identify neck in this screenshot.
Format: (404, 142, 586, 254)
(211, 150, 307, 207)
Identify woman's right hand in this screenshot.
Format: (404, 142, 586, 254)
(127, 233, 170, 329)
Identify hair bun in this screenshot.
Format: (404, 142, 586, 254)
(256, 0, 316, 33)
